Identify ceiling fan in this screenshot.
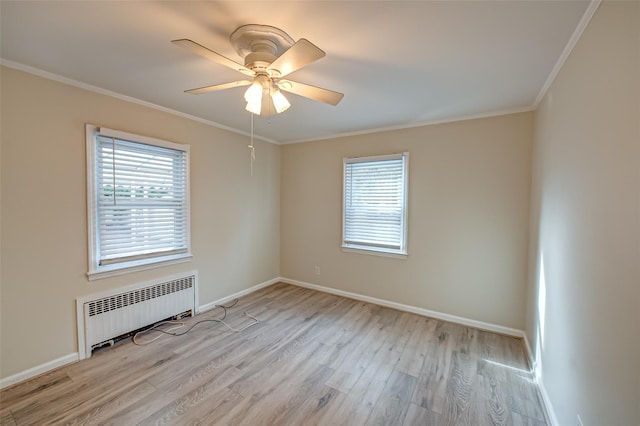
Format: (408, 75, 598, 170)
(172, 24, 344, 116)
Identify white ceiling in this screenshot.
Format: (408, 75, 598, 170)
(1, 1, 591, 144)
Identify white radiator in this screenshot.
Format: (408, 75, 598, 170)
(78, 273, 196, 358)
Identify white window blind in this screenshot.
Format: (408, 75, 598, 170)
(343, 153, 408, 255)
(87, 125, 191, 278)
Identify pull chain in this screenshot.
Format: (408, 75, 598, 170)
(248, 113, 255, 176)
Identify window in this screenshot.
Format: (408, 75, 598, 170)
(342, 152, 409, 257)
(86, 125, 191, 279)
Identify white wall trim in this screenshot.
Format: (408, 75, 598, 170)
(2, 273, 556, 426)
(279, 277, 524, 337)
(2, 275, 278, 389)
(537, 375, 560, 426)
(0, 353, 79, 390)
(197, 277, 281, 314)
(285, 106, 534, 145)
(1, 59, 535, 147)
(0, 59, 279, 145)
(533, 0, 602, 107)
(283, 276, 561, 424)
(523, 332, 559, 426)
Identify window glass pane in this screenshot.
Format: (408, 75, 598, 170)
(93, 133, 189, 268)
(343, 153, 408, 254)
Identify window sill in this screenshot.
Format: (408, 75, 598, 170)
(87, 253, 193, 281)
(341, 246, 408, 260)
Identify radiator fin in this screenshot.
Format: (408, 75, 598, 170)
(87, 276, 193, 317)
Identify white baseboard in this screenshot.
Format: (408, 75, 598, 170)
(279, 277, 524, 338)
(0, 352, 79, 390)
(1, 273, 555, 426)
(537, 375, 560, 426)
(523, 333, 559, 426)
(280, 277, 559, 424)
(197, 277, 281, 314)
(1, 277, 280, 390)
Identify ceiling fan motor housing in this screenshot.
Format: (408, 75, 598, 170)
(230, 24, 294, 76)
(244, 40, 277, 73)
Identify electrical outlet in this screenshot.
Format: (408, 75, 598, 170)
(577, 414, 584, 426)
(314, 266, 320, 276)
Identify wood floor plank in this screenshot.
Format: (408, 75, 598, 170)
(0, 283, 547, 426)
(282, 385, 347, 426)
(511, 411, 548, 426)
(54, 380, 157, 426)
(105, 365, 241, 425)
(145, 330, 259, 389)
(188, 387, 244, 425)
(314, 326, 398, 426)
(0, 368, 72, 410)
(440, 350, 478, 425)
(324, 315, 388, 393)
(135, 372, 240, 425)
(232, 360, 334, 425)
(506, 377, 547, 423)
(478, 374, 513, 426)
(411, 321, 457, 413)
(268, 364, 336, 425)
(0, 411, 16, 426)
(318, 301, 374, 348)
(329, 312, 416, 425)
(477, 333, 513, 386)
(395, 316, 438, 378)
(365, 369, 417, 425)
(8, 349, 177, 426)
(228, 332, 322, 399)
(403, 402, 440, 425)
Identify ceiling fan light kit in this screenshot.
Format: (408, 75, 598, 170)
(172, 24, 343, 117)
(271, 89, 291, 113)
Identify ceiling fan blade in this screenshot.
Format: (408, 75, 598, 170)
(267, 39, 325, 78)
(184, 80, 252, 95)
(278, 80, 344, 106)
(172, 39, 254, 76)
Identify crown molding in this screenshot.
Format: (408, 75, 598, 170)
(0, 59, 280, 145)
(533, 0, 602, 107)
(285, 105, 535, 145)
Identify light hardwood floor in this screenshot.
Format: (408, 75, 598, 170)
(0, 283, 548, 425)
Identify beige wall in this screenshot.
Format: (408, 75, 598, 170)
(526, 1, 640, 425)
(281, 112, 533, 330)
(0, 67, 280, 379)
(1, 66, 532, 382)
(4, 10, 637, 425)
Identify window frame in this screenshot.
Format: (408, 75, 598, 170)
(341, 152, 409, 259)
(86, 124, 192, 280)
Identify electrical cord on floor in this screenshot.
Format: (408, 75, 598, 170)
(132, 298, 259, 346)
